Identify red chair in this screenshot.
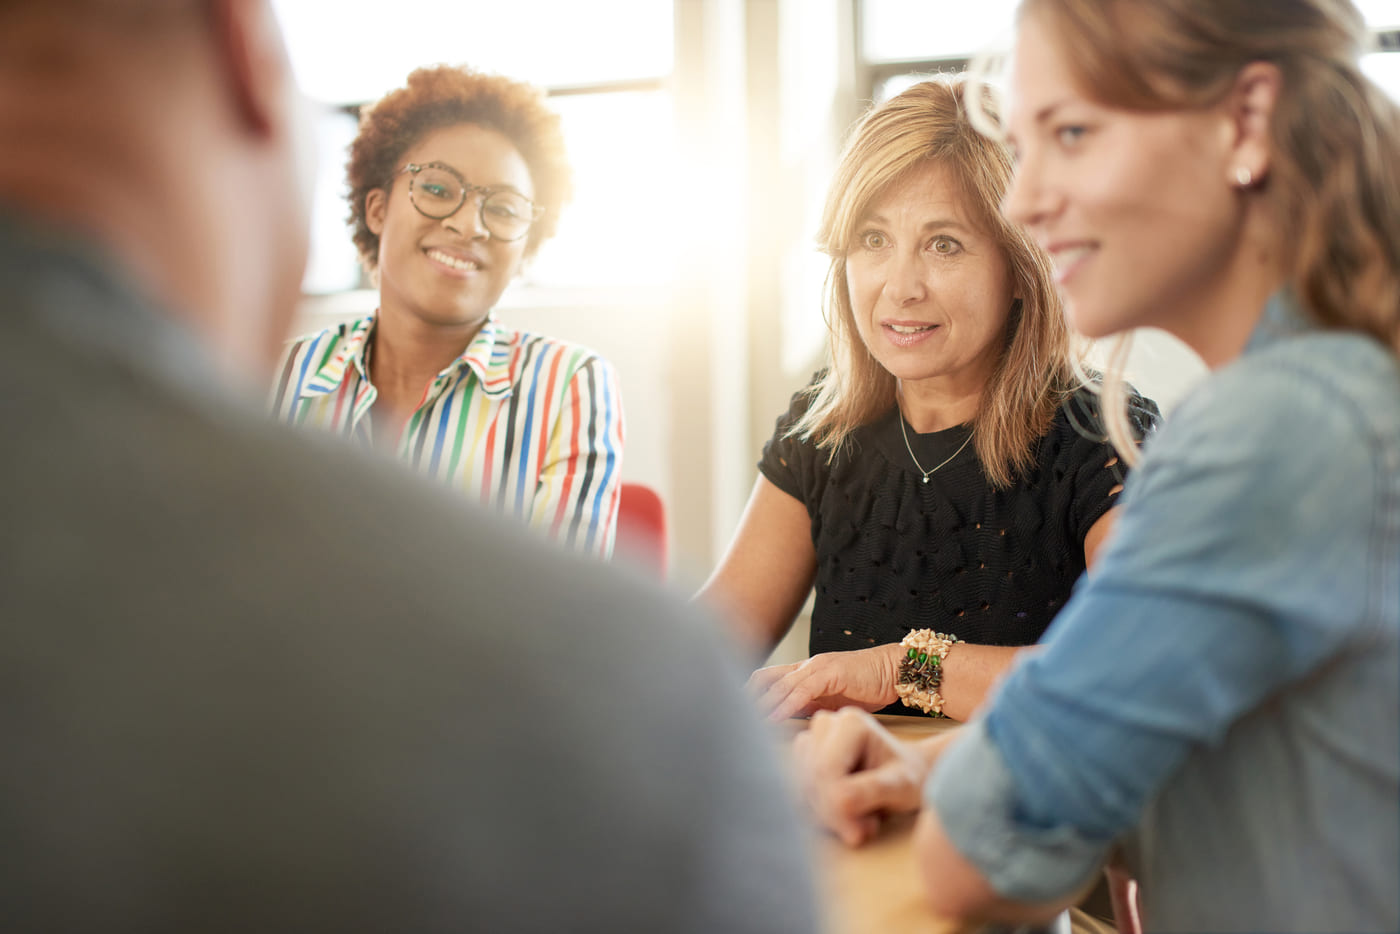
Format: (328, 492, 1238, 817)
(614, 482, 668, 578)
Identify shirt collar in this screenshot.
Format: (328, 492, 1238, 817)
(459, 314, 515, 398)
(298, 312, 515, 399)
(297, 314, 373, 398)
(1244, 290, 1315, 356)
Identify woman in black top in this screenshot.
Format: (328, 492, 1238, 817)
(699, 76, 1158, 721)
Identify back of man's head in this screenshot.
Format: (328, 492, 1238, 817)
(0, 0, 313, 377)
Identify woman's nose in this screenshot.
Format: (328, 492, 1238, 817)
(885, 251, 928, 306)
(1002, 152, 1053, 229)
(443, 192, 490, 239)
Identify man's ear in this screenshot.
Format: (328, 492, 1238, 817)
(1223, 61, 1281, 187)
(365, 188, 387, 236)
(207, 0, 290, 137)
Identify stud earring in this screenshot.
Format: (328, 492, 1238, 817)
(1234, 166, 1254, 187)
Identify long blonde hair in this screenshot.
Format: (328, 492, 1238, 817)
(795, 75, 1076, 489)
(1010, 0, 1400, 457)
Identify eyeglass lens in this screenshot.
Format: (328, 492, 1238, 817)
(408, 165, 535, 242)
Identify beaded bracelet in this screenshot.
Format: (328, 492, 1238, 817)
(895, 630, 962, 717)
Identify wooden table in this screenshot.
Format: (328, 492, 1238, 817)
(797, 715, 1114, 934)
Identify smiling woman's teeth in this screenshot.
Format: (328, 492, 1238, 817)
(1052, 246, 1092, 273)
(888, 324, 934, 334)
(428, 249, 478, 271)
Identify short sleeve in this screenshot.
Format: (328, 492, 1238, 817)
(757, 375, 825, 511)
(1051, 387, 1160, 545)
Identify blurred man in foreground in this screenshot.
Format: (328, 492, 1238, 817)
(0, 1, 816, 930)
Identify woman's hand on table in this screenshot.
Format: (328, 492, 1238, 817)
(748, 643, 904, 721)
(791, 707, 952, 847)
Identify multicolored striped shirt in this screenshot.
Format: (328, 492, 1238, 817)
(269, 313, 623, 556)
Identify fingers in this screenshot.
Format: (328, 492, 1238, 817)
(746, 662, 796, 696)
(793, 709, 917, 845)
(793, 708, 878, 790)
(762, 666, 831, 722)
(753, 651, 871, 722)
(832, 759, 924, 822)
(750, 663, 822, 721)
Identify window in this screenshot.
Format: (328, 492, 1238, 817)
(301, 106, 361, 295)
(858, 0, 1400, 103)
(861, 0, 1019, 65)
(522, 89, 675, 290)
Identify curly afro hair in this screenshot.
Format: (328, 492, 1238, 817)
(346, 65, 572, 267)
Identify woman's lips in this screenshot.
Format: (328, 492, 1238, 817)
(882, 321, 940, 347)
(425, 247, 482, 277)
(1049, 243, 1095, 286)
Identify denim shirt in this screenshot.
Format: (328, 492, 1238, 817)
(926, 293, 1400, 932)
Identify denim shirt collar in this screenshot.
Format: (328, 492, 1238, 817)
(1243, 290, 1315, 356)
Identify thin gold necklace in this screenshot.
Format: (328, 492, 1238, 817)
(897, 408, 973, 484)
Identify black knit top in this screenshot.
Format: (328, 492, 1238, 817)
(759, 383, 1160, 671)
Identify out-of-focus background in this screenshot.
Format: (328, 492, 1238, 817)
(274, 0, 1400, 646)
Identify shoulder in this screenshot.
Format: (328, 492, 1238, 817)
(1165, 333, 1400, 479)
(762, 373, 832, 460)
(272, 317, 365, 378)
(9, 363, 815, 925)
(504, 328, 611, 371)
(247, 427, 813, 894)
(771, 370, 826, 429)
(1115, 332, 1400, 578)
(758, 373, 836, 505)
(501, 328, 619, 393)
(283, 316, 367, 357)
(269, 317, 370, 406)
(1051, 383, 1160, 444)
(1090, 333, 1400, 647)
(1037, 384, 1158, 479)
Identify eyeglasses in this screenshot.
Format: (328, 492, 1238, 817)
(393, 162, 543, 243)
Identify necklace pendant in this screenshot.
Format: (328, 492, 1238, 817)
(922, 476, 930, 484)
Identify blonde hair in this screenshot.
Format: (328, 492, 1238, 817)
(795, 75, 1076, 489)
(998, 0, 1400, 458)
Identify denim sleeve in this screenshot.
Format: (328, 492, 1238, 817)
(923, 353, 1386, 902)
(924, 719, 1113, 902)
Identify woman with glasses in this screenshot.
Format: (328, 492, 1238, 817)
(271, 66, 623, 556)
(700, 76, 1157, 723)
(794, 1, 1400, 930)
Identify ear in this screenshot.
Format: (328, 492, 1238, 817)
(365, 188, 387, 236)
(1222, 61, 1281, 188)
(207, 0, 290, 138)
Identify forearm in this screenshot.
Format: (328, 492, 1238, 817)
(814, 723, 1089, 919)
(914, 807, 1089, 924)
(937, 644, 1033, 721)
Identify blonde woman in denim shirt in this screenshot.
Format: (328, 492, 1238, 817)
(793, 2, 1400, 932)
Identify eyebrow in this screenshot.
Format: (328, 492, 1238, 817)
(423, 161, 531, 197)
(1032, 99, 1073, 125)
(862, 214, 976, 234)
(1004, 98, 1072, 147)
